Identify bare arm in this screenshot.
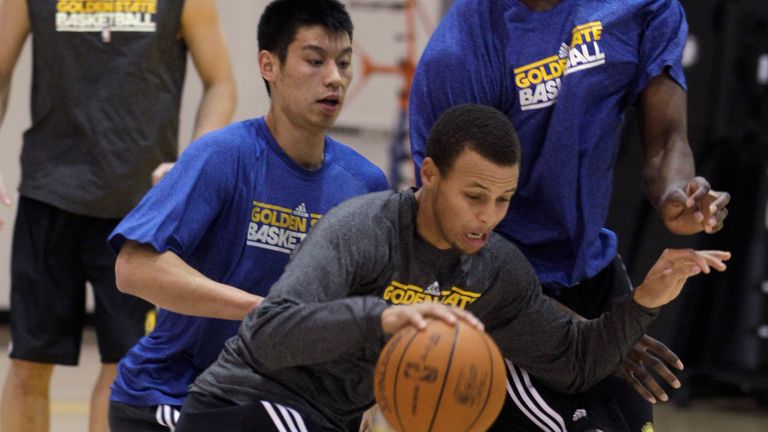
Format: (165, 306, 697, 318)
(0, 0, 31, 219)
(115, 240, 261, 320)
(152, 0, 236, 185)
(181, 0, 236, 139)
(639, 74, 729, 234)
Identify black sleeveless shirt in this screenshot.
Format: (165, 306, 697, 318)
(21, 0, 187, 217)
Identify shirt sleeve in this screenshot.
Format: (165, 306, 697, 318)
(630, 0, 688, 102)
(408, 0, 511, 185)
(484, 254, 658, 394)
(107, 131, 237, 258)
(235, 197, 392, 370)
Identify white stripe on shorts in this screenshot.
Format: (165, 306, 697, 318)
(505, 360, 566, 432)
(261, 401, 289, 432)
(155, 405, 180, 431)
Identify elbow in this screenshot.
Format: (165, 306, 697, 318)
(114, 250, 140, 296)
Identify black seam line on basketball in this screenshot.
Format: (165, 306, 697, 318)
(427, 323, 460, 432)
(394, 328, 421, 432)
(465, 333, 495, 432)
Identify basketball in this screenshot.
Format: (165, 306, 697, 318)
(373, 319, 506, 432)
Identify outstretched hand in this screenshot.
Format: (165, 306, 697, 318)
(614, 335, 683, 404)
(660, 177, 730, 235)
(633, 249, 730, 309)
(380, 303, 484, 336)
(0, 171, 12, 231)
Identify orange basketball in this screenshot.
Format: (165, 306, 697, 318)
(374, 319, 506, 432)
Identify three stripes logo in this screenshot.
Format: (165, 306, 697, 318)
(260, 401, 309, 432)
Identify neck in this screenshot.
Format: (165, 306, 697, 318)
(414, 189, 450, 250)
(520, 0, 561, 11)
(265, 109, 326, 170)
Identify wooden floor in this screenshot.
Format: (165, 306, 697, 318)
(0, 327, 767, 431)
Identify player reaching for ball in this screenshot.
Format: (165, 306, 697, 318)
(175, 104, 729, 432)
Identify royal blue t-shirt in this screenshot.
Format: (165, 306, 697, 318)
(108, 117, 388, 407)
(410, 0, 687, 287)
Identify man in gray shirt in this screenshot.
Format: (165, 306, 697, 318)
(176, 104, 729, 432)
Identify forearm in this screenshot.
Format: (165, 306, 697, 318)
(639, 74, 694, 208)
(643, 135, 695, 208)
(190, 80, 236, 140)
(566, 295, 657, 391)
(241, 296, 388, 370)
(115, 241, 260, 320)
(496, 294, 656, 394)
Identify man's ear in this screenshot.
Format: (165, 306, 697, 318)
(421, 157, 440, 187)
(259, 50, 277, 82)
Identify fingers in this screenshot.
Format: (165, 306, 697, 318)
(0, 173, 12, 206)
(151, 162, 175, 185)
(703, 191, 730, 233)
(618, 341, 685, 403)
(381, 304, 484, 335)
(637, 249, 730, 308)
(684, 177, 711, 208)
(630, 348, 680, 390)
(639, 335, 684, 371)
(0, 173, 12, 231)
(658, 248, 730, 275)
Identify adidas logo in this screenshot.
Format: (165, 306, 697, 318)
(572, 408, 587, 422)
(425, 281, 441, 297)
(293, 203, 309, 218)
(558, 42, 570, 59)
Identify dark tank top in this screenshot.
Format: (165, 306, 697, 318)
(22, 0, 187, 217)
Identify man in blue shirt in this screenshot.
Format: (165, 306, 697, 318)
(409, 1, 730, 430)
(105, 1, 388, 430)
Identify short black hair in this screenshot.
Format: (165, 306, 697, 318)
(426, 104, 521, 174)
(257, 0, 353, 95)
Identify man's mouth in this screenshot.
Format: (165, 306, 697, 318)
(319, 96, 340, 108)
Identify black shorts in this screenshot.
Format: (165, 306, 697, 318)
(9, 196, 154, 364)
(492, 256, 652, 431)
(176, 392, 328, 432)
(109, 401, 181, 432)
(491, 361, 631, 432)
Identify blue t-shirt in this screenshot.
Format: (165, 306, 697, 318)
(409, 0, 687, 287)
(108, 117, 388, 407)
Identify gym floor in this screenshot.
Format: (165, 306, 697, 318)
(0, 327, 766, 431)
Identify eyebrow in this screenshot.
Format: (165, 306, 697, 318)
(302, 44, 353, 57)
(466, 182, 517, 194)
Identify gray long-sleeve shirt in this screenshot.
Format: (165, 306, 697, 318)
(190, 189, 657, 430)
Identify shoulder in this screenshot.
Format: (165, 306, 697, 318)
(186, 118, 267, 159)
(313, 190, 400, 237)
(481, 234, 538, 282)
(327, 139, 388, 192)
(611, 0, 684, 17)
(322, 190, 399, 226)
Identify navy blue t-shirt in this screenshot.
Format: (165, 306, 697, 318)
(410, 0, 687, 287)
(108, 117, 388, 406)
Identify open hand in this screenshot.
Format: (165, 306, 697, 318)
(660, 177, 730, 235)
(633, 249, 730, 309)
(614, 335, 683, 404)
